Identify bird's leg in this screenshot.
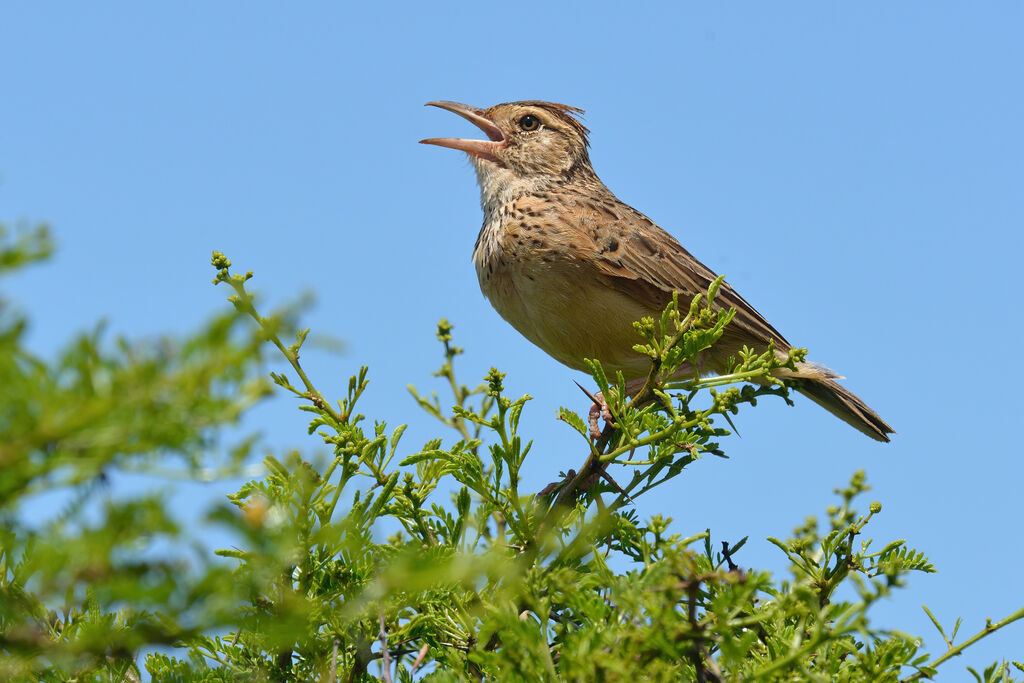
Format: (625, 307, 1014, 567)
(587, 378, 650, 440)
(587, 395, 614, 440)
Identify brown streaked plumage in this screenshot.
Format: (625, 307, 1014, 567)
(421, 100, 894, 442)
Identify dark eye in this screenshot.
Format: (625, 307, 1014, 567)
(519, 114, 540, 131)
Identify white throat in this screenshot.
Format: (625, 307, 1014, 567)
(471, 157, 552, 219)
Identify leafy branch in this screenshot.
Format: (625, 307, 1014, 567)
(2, 237, 1020, 681)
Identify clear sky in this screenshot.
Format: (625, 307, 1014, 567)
(4, 2, 1023, 675)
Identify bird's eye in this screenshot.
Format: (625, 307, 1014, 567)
(519, 114, 540, 131)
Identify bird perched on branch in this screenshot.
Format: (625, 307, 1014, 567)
(421, 99, 893, 442)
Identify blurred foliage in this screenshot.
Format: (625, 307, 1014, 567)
(1, 227, 1021, 681)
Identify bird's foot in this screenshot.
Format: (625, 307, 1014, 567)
(588, 391, 615, 440)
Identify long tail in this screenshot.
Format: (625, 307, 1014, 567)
(796, 378, 894, 442)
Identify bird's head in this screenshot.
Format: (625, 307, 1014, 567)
(421, 100, 595, 210)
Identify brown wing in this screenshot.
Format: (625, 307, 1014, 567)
(568, 193, 792, 349)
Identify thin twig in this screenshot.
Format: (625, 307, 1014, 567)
(721, 541, 738, 572)
(378, 611, 393, 683)
(597, 467, 634, 504)
(550, 422, 615, 511)
(411, 643, 429, 673)
(573, 379, 602, 407)
(900, 604, 1024, 682)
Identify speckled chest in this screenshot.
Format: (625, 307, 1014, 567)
(471, 196, 567, 294)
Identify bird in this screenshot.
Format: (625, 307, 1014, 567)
(420, 100, 894, 442)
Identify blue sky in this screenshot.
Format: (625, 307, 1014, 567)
(3, 2, 1023, 675)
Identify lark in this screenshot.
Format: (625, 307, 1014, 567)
(421, 100, 894, 442)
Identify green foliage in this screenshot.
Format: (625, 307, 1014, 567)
(0, 228, 271, 680)
(1, 230, 1021, 680)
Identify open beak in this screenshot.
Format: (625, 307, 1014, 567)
(420, 101, 505, 163)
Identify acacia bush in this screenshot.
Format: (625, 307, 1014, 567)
(1, 226, 1021, 681)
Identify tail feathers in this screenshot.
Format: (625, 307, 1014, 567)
(797, 378, 894, 443)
